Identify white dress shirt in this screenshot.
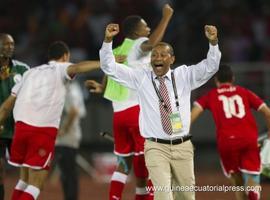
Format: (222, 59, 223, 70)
(100, 42, 221, 139)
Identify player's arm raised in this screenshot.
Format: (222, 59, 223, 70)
(258, 104, 270, 139)
(140, 4, 173, 52)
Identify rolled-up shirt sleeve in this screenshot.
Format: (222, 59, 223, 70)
(185, 44, 221, 90)
(100, 42, 142, 90)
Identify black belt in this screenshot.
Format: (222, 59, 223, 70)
(147, 135, 192, 145)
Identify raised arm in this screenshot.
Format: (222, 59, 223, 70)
(258, 104, 270, 139)
(185, 25, 221, 90)
(67, 60, 100, 77)
(100, 24, 142, 90)
(140, 4, 174, 52)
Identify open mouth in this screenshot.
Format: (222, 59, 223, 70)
(154, 64, 163, 69)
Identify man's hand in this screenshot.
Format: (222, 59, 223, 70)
(85, 80, 104, 94)
(205, 25, 218, 46)
(162, 4, 174, 19)
(104, 24, 120, 43)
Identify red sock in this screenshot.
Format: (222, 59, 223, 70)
(147, 179, 154, 200)
(12, 180, 28, 200)
(12, 189, 24, 200)
(19, 192, 34, 200)
(133, 155, 152, 200)
(19, 185, 40, 200)
(133, 155, 148, 178)
(109, 172, 128, 200)
(248, 191, 260, 200)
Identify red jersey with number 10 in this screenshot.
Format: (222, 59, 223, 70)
(195, 84, 265, 140)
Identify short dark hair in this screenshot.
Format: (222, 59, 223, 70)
(122, 15, 142, 37)
(154, 42, 174, 56)
(48, 41, 69, 60)
(216, 64, 234, 83)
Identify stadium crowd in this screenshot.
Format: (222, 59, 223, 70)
(1, 0, 270, 66)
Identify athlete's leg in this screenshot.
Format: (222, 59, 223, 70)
(128, 106, 151, 200)
(242, 173, 261, 200)
(18, 168, 48, 200)
(228, 172, 246, 200)
(11, 167, 29, 200)
(131, 127, 149, 200)
(109, 155, 133, 200)
(110, 108, 134, 200)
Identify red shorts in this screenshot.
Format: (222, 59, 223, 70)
(8, 121, 57, 170)
(218, 136, 261, 177)
(113, 105, 145, 156)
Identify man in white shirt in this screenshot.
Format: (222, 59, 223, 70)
(0, 41, 99, 200)
(100, 24, 221, 200)
(86, 5, 173, 200)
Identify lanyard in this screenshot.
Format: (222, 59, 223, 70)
(151, 71, 180, 112)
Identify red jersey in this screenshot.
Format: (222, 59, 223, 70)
(195, 84, 264, 140)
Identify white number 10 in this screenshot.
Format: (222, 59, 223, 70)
(218, 95, 245, 118)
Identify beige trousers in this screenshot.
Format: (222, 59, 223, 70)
(144, 140, 195, 200)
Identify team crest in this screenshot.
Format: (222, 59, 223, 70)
(38, 148, 47, 157)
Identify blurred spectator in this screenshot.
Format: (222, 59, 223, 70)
(1, 0, 270, 65)
(55, 81, 86, 200)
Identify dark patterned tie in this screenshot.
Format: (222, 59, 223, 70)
(158, 77, 173, 135)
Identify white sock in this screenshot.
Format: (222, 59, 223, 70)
(111, 171, 128, 183)
(24, 185, 40, 200)
(15, 179, 28, 191)
(136, 187, 148, 195)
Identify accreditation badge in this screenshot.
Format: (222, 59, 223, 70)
(169, 112, 182, 134)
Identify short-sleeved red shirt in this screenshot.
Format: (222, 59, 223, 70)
(195, 84, 264, 141)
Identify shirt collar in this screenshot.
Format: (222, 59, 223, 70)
(218, 83, 233, 88)
(153, 69, 172, 81)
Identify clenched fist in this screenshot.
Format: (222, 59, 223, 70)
(204, 25, 218, 45)
(162, 4, 174, 19)
(85, 80, 104, 94)
(104, 24, 120, 43)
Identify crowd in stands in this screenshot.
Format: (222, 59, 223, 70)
(1, 0, 270, 66)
